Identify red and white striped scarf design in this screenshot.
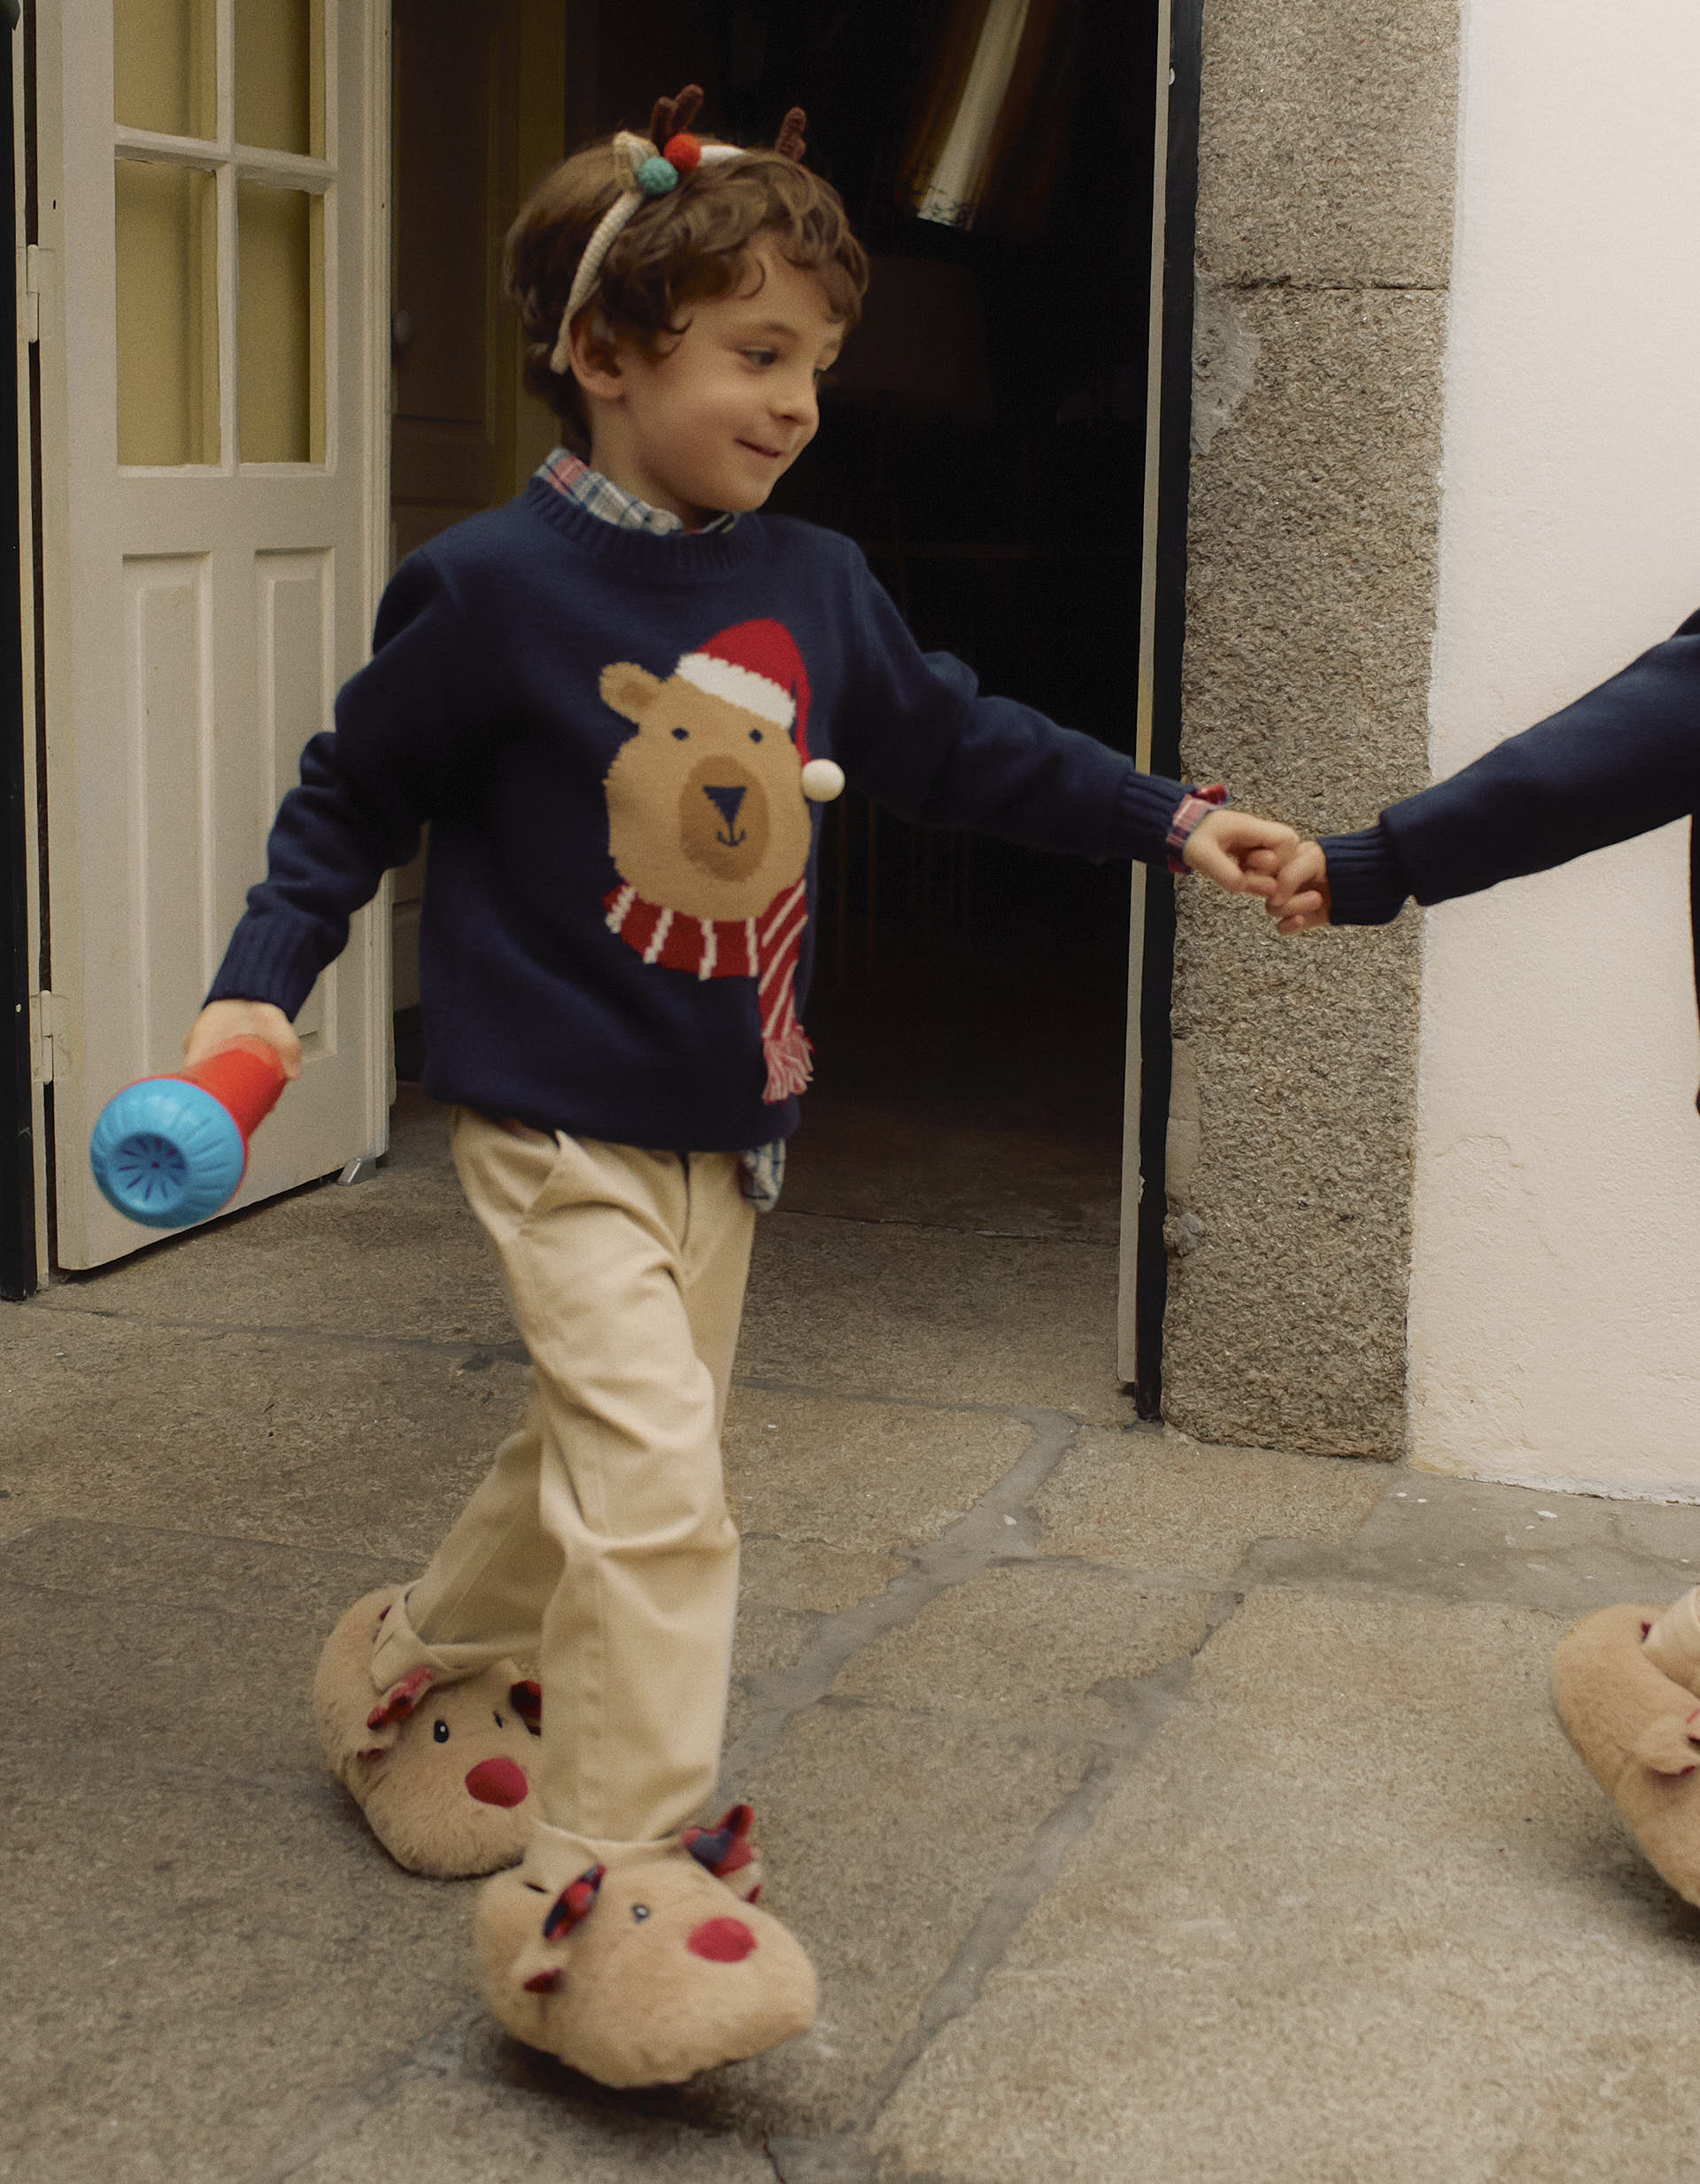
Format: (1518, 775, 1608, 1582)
(603, 877, 813, 1102)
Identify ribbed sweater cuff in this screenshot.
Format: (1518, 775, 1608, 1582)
(1320, 826, 1410, 926)
(1110, 768, 1193, 866)
(205, 920, 326, 1018)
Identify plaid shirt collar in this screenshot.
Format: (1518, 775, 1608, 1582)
(535, 446, 739, 537)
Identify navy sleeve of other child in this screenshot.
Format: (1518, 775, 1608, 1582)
(1322, 606, 1700, 925)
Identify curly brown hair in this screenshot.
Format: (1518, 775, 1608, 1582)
(504, 139, 870, 451)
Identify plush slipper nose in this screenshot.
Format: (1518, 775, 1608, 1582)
(464, 1756, 529, 1808)
(687, 1916, 756, 1963)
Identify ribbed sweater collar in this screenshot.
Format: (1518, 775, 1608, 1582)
(518, 476, 757, 581)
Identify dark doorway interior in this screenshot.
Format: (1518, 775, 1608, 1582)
(394, 0, 1162, 1279)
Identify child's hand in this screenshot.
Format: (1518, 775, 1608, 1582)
(1181, 808, 1299, 899)
(183, 999, 303, 1081)
(1264, 840, 1331, 934)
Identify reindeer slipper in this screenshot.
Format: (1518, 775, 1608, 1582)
(1551, 1586, 1700, 1904)
(313, 1586, 543, 1878)
(473, 1803, 816, 2087)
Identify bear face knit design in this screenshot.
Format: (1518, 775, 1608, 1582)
(208, 481, 1193, 1153)
(598, 617, 817, 1104)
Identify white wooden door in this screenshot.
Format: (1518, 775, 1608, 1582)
(34, 0, 390, 1269)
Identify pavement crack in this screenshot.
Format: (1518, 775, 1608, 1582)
(841, 1741, 1139, 2129)
(23, 1300, 530, 1366)
(239, 2001, 483, 2184)
(769, 1621, 1234, 2180)
(719, 1412, 1079, 1791)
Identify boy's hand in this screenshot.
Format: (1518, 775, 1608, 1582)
(183, 999, 303, 1081)
(1181, 808, 1299, 899)
(1265, 840, 1332, 934)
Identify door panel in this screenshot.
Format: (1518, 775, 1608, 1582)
(35, 0, 390, 1269)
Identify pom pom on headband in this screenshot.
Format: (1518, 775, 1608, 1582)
(548, 88, 810, 376)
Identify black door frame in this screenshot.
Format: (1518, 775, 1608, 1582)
(0, 0, 35, 1300)
(1131, 0, 1202, 1411)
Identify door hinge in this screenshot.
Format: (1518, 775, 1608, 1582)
(19, 243, 40, 345)
(30, 989, 53, 1084)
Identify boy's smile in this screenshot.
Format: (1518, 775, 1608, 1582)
(572, 242, 844, 529)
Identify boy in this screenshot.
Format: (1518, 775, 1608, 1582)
(184, 93, 1298, 2086)
(1263, 608, 1700, 939)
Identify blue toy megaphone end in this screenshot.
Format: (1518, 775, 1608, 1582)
(89, 1079, 248, 1229)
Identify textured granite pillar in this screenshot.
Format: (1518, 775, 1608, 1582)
(1162, 0, 1457, 1456)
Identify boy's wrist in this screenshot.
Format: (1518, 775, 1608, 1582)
(1167, 784, 1227, 873)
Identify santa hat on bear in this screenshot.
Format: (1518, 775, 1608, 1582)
(675, 620, 844, 804)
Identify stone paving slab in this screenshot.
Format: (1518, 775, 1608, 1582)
(0, 1307, 529, 1558)
(869, 1588, 1700, 2184)
(1034, 1424, 1388, 1578)
(32, 1110, 514, 1351)
(282, 2069, 777, 2184)
(8, 1088, 1700, 2182)
(2, 1746, 475, 2184)
(739, 1216, 1134, 1427)
(711, 1705, 1087, 2141)
(723, 1393, 1032, 1561)
(832, 1565, 1215, 1731)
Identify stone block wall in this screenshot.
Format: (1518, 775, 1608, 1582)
(1162, 0, 1458, 1456)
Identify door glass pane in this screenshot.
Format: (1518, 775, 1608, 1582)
(238, 183, 325, 462)
(114, 160, 220, 466)
(113, 0, 216, 139)
(235, 0, 325, 157)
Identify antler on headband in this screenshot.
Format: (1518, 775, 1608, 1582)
(648, 83, 706, 146)
(549, 90, 812, 373)
(645, 82, 807, 165)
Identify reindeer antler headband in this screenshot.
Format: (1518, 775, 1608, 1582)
(549, 86, 810, 375)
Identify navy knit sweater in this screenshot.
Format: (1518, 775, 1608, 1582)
(210, 482, 1192, 1150)
(1323, 607, 1700, 927)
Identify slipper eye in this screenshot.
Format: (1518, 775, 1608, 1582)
(631, 1903, 651, 1923)
(432, 1719, 450, 1743)
(492, 1710, 505, 1728)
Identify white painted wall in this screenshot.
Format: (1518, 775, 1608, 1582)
(1411, 0, 1700, 1496)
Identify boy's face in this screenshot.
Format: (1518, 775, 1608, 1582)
(585, 242, 845, 528)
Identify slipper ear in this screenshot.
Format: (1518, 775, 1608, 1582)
(365, 1663, 436, 1733)
(684, 1802, 758, 1880)
(509, 1679, 543, 1735)
(345, 1665, 437, 1763)
(542, 1862, 606, 1941)
(1634, 1715, 1700, 1779)
(1643, 1589, 1700, 1694)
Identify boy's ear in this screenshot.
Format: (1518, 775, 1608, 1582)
(567, 310, 624, 404)
(600, 662, 664, 723)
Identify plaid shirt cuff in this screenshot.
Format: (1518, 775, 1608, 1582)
(1166, 783, 1227, 873)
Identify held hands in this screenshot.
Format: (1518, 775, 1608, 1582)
(1180, 808, 1300, 899)
(183, 998, 303, 1081)
(1263, 840, 1331, 934)
(1179, 810, 1332, 933)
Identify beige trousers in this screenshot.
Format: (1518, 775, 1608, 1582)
(369, 1111, 753, 1856)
